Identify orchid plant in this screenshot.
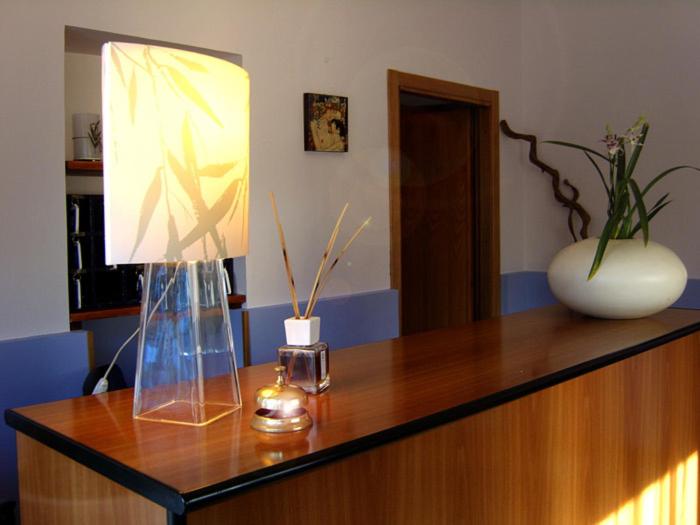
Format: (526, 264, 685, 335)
(545, 117, 700, 279)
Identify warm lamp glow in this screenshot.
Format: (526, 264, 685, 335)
(598, 451, 697, 524)
(102, 42, 249, 264)
(101, 42, 248, 426)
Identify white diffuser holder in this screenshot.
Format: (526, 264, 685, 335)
(279, 316, 329, 394)
(284, 317, 320, 346)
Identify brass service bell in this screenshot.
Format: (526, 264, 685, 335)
(250, 366, 313, 433)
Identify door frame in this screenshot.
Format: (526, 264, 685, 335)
(387, 70, 500, 329)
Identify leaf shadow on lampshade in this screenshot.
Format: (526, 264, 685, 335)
(102, 42, 249, 265)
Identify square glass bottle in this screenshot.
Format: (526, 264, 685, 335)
(279, 317, 330, 394)
(278, 342, 330, 394)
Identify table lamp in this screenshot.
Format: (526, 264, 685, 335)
(102, 42, 249, 426)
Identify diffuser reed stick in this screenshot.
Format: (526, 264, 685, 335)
(306, 216, 372, 317)
(269, 192, 301, 318)
(303, 203, 349, 319)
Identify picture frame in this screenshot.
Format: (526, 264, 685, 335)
(303, 93, 348, 152)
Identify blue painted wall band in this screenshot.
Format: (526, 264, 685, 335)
(245, 289, 400, 365)
(500, 271, 700, 314)
(0, 330, 90, 501)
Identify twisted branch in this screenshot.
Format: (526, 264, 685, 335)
(500, 120, 590, 241)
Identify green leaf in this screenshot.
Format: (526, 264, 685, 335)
(588, 206, 625, 280)
(626, 191, 669, 237)
(611, 161, 631, 234)
(543, 140, 609, 161)
(629, 179, 649, 244)
(620, 212, 633, 239)
(588, 234, 610, 280)
(611, 183, 628, 215)
(608, 160, 615, 214)
(623, 123, 649, 180)
(164, 66, 223, 127)
(630, 200, 671, 237)
(129, 168, 162, 261)
(616, 147, 626, 183)
(627, 191, 669, 225)
(648, 199, 672, 218)
(616, 199, 636, 239)
(648, 192, 671, 213)
(641, 165, 700, 196)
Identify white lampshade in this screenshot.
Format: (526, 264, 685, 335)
(102, 42, 249, 264)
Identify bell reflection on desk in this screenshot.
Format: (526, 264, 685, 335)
(251, 366, 313, 433)
(255, 427, 311, 466)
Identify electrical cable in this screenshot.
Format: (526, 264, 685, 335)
(91, 262, 183, 395)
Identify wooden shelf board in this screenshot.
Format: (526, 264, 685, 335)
(66, 160, 103, 176)
(69, 294, 246, 323)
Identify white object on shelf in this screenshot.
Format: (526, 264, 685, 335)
(72, 113, 102, 160)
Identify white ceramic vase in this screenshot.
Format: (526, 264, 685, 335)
(547, 238, 687, 319)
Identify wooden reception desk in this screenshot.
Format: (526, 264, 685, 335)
(6, 305, 700, 524)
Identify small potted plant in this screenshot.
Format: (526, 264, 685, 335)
(545, 117, 699, 319)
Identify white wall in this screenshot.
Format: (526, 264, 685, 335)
(242, 0, 525, 306)
(521, 2, 700, 274)
(0, 0, 526, 340)
(0, 1, 68, 340)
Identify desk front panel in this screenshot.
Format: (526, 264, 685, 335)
(189, 332, 700, 524)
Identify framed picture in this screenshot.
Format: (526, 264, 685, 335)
(303, 93, 348, 152)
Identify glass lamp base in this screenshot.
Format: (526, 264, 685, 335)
(133, 260, 242, 426)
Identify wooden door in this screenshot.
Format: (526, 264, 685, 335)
(388, 70, 500, 334)
(400, 102, 476, 335)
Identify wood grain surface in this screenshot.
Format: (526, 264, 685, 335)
(189, 331, 700, 524)
(65, 160, 103, 175)
(17, 434, 165, 524)
(8, 306, 700, 510)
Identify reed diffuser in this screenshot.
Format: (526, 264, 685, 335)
(270, 192, 371, 393)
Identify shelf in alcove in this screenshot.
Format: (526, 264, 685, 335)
(66, 160, 103, 176)
(65, 159, 246, 325)
(69, 294, 246, 323)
